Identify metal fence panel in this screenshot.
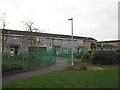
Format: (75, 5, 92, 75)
(3, 49, 56, 76)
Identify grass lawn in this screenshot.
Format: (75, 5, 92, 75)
(2, 57, 54, 76)
(3, 67, 119, 88)
(3, 57, 23, 65)
(2, 58, 23, 75)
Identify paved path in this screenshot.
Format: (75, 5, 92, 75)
(3, 57, 71, 84)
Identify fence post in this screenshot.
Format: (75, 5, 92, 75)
(23, 58, 27, 72)
(23, 58, 25, 72)
(68, 48, 72, 63)
(52, 48, 56, 64)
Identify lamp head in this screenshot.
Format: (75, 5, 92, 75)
(68, 18, 73, 20)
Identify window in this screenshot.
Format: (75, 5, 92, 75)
(37, 38, 40, 42)
(43, 39, 46, 42)
(38, 38, 47, 42)
(54, 39, 58, 42)
(10, 47, 14, 51)
(75, 47, 77, 50)
(39, 38, 42, 42)
(37, 38, 44, 42)
(65, 48, 67, 50)
(21, 42, 24, 46)
(10, 36, 20, 39)
(50, 43, 52, 46)
(78, 40, 83, 43)
(62, 40, 66, 44)
(0, 34, 2, 39)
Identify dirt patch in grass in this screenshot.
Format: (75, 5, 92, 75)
(66, 62, 118, 71)
(66, 65, 88, 71)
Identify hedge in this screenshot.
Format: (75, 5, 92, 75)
(91, 51, 119, 65)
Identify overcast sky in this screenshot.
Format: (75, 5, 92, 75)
(0, 0, 119, 41)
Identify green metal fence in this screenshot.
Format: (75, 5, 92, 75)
(54, 48, 90, 63)
(3, 49, 56, 76)
(68, 48, 72, 63)
(3, 48, 91, 76)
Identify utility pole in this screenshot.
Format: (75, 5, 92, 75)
(68, 18, 74, 65)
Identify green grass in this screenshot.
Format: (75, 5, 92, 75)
(3, 57, 23, 69)
(3, 67, 119, 88)
(2, 57, 23, 76)
(2, 56, 55, 76)
(3, 57, 23, 64)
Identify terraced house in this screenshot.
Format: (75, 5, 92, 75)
(0, 29, 97, 56)
(97, 40, 120, 50)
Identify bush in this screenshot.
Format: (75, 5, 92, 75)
(81, 49, 93, 62)
(2, 57, 23, 73)
(3, 62, 23, 72)
(117, 53, 120, 64)
(91, 51, 118, 65)
(116, 49, 120, 53)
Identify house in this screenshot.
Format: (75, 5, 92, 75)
(0, 29, 97, 56)
(97, 40, 120, 50)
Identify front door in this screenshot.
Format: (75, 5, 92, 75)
(14, 47, 18, 55)
(10, 46, 18, 56)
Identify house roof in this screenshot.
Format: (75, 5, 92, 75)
(0, 29, 96, 41)
(97, 40, 120, 43)
(97, 44, 116, 48)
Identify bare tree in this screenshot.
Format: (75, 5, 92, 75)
(0, 12, 7, 29)
(21, 20, 40, 52)
(1, 30, 11, 57)
(0, 13, 10, 57)
(22, 20, 40, 32)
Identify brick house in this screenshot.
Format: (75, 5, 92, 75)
(0, 29, 97, 56)
(97, 40, 120, 50)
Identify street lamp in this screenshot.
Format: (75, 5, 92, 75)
(68, 18, 74, 65)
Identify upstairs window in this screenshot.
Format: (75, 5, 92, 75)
(10, 36, 20, 39)
(78, 40, 83, 43)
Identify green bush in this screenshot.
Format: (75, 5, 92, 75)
(116, 49, 120, 53)
(3, 62, 23, 72)
(74, 49, 93, 61)
(117, 53, 120, 64)
(3, 57, 23, 73)
(74, 54, 82, 59)
(81, 49, 93, 62)
(91, 51, 118, 65)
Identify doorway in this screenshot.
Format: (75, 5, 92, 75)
(10, 46, 19, 56)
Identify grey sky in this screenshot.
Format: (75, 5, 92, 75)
(0, 0, 118, 41)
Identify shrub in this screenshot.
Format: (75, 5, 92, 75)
(3, 62, 23, 72)
(81, 49, 93, 62)
(74, 49, 93, 62)
(116, 49, 120, 53)
(117, 53, 120, 64)
(74, 54, 82, 59)
(91, 51, 118, 65)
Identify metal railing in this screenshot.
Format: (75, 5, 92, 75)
(2, 49, 56, 76)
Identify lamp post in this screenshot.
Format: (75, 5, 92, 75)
(68, 18, 74, 65)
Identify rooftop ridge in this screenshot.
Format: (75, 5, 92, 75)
(0, 29, 96, 40)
